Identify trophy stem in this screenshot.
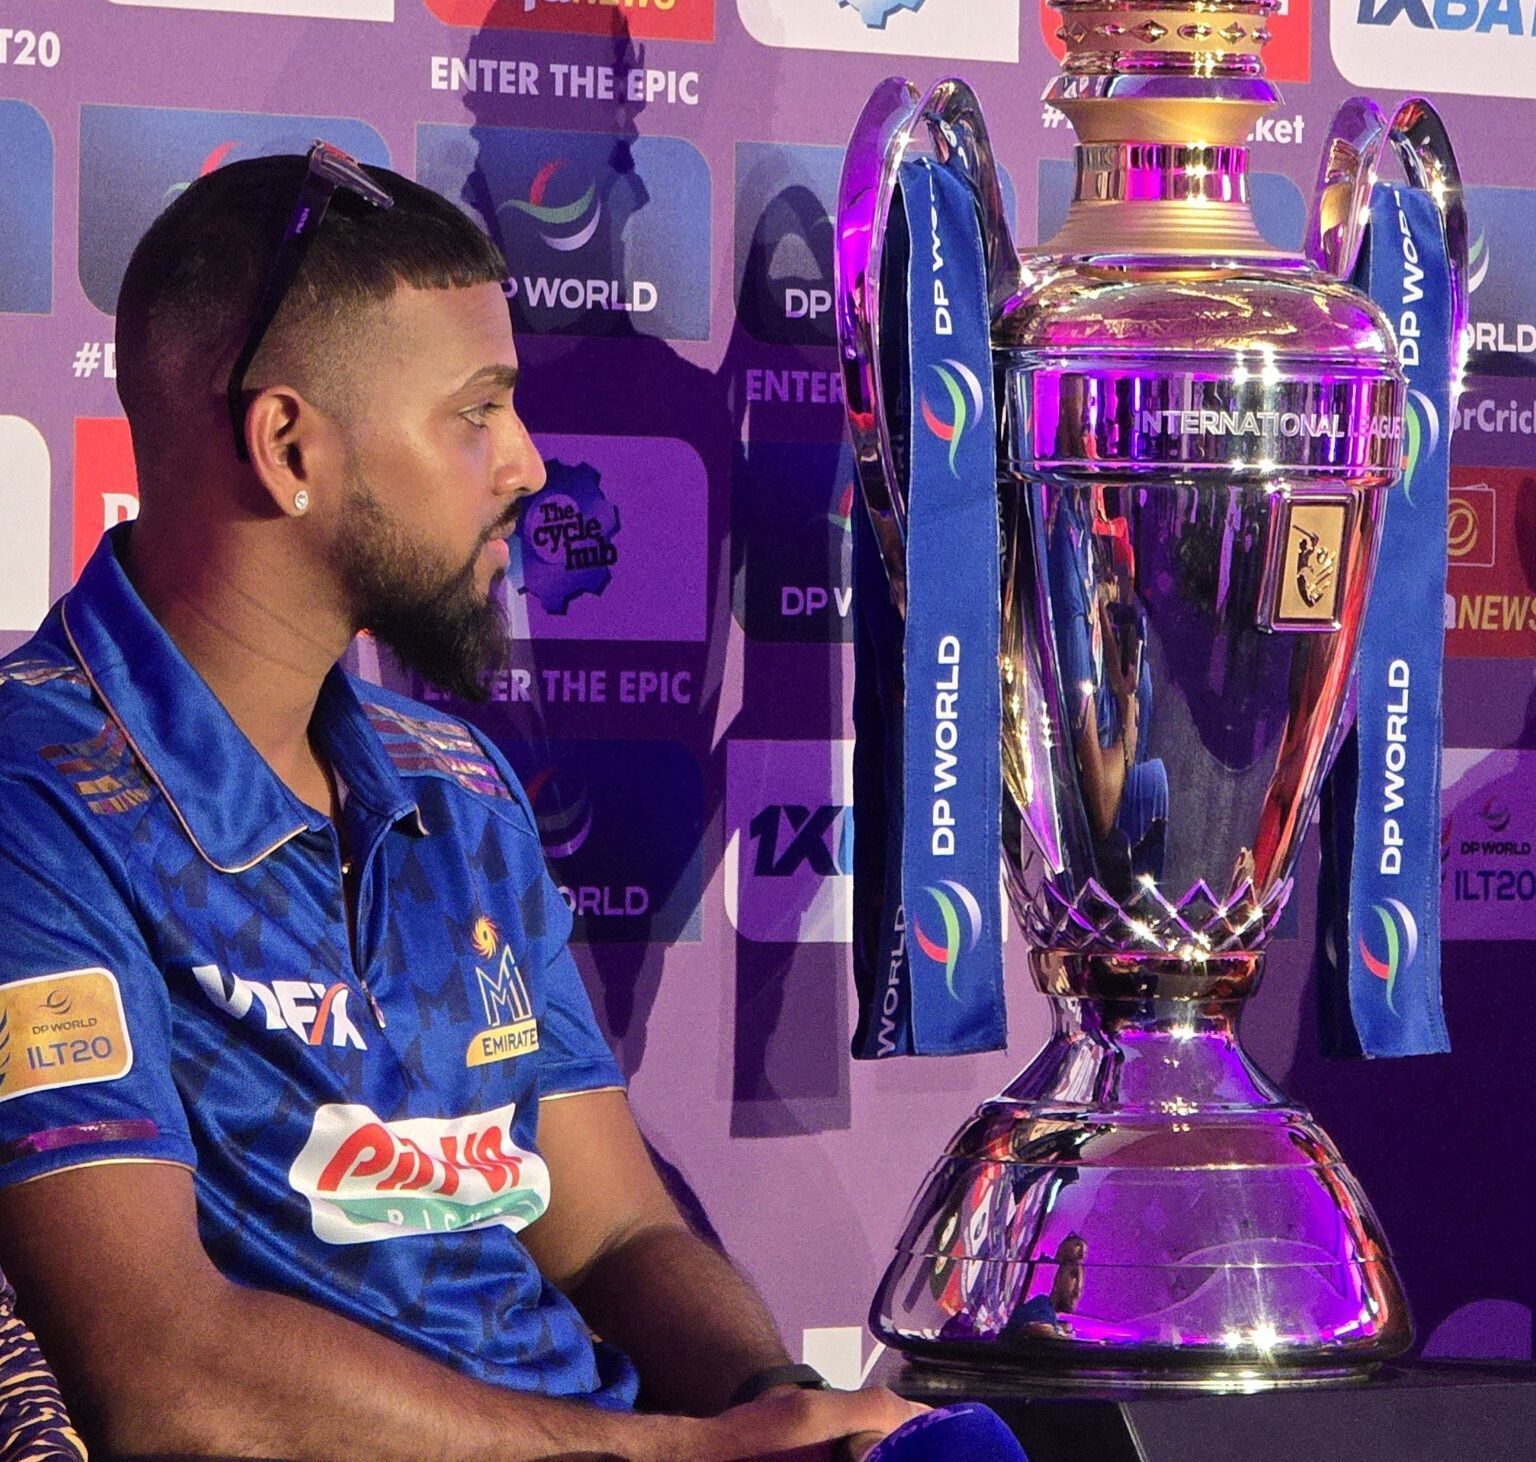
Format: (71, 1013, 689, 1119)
(871, 950, 1413, 1383)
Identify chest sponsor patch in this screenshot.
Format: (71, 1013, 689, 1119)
(0, 969, 133, 1103)
(290, 1100, 550, 1246)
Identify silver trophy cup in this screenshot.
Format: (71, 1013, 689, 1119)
(836, 1, 1468, 1382)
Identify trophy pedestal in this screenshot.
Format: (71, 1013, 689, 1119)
(871, 958, 1412, 1381)
(872, 1352, 1536, 1462)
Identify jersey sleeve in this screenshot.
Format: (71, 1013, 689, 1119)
(469, 730, 626, 1099)
(0, 770, 196, 1189)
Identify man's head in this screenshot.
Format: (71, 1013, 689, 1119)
(115, 154, 546, 698)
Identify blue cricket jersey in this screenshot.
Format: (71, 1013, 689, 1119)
(0, 525, 638, 1408)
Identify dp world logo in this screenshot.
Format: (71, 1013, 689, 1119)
(921, 360, 986, 476)
(524, 766, 594, 859)
(499, 161, 601, 254)
(1358, 898, 1418, 1013)
(1479, 796, 1511, 834)
(912, 880, 984, 996)
(1469, 227, 1490, 294)
(79, 106, 387, 314)
(1401, 389, 1442, 503)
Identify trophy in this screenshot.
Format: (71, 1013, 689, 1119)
(836, 1, 1468, 1381)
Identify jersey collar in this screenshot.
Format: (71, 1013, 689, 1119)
(61, 524, 420, 873)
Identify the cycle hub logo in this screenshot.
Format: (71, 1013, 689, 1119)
(417, 124, 710, 342)
(1334, 0, 1536, 97)
(511, 460, 621, 615)
(734, 142, 840, 348)
(79, 107, 388, 314)
(840, 0, 926, 24)
(921, 360, 986, 476)
(912, 880, 983, 996)
(1358, 898, 1419, 1013)
(0, 101, 52, 315)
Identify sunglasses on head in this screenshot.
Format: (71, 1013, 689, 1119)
(226, 140, 394, 462)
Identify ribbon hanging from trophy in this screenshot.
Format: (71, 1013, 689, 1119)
(1318, 182, 1454, 1060)
(851, 156, 1006, 1060)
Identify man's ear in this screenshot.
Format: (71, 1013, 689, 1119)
(245, 385, 335, 517)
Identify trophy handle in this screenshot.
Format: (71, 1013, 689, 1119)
(836, 78, 1020, 614)
(1305, 96, 1470, 382)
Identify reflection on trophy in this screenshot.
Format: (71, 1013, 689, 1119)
(837, 0, 1467, 1380)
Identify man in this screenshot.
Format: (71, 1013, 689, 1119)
(0, 150, 919, 1459)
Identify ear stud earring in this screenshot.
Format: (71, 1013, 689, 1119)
(293, 490, 310, 514)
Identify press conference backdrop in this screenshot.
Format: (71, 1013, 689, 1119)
(2, 0, 1533, 1380)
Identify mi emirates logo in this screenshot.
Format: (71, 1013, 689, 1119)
(467, 917, 540, 1068)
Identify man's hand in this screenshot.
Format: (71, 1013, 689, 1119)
(702, 1386, 925, 1461)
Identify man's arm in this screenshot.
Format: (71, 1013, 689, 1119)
(522, 1088, 796, 1417)
(0, 1162, 918, 1461)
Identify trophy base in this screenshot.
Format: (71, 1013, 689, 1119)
(871, 963, 1412, 1381)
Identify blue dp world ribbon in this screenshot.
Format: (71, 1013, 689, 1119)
(851, 157, 1005, 1059)
(1318, 183, 1453, 1060)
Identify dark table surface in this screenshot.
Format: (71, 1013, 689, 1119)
(872, 1349, 1536, 1462)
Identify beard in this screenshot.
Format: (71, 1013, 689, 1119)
(335, 473, 513, 702)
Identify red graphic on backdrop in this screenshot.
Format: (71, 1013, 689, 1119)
(1037, 0, 1310, 82)
(73, 418, 139, 582)
(1446, 466, 1536, 660)
(425, 0, 715, 41)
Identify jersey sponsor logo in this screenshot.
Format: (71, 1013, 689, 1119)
(0, 970, 134, 1103)
(1332, 0, 1536, 98)
(192, 964, 368, 1050)
(290, 1099, 550, 1244)
(465, 918, 540, 1067)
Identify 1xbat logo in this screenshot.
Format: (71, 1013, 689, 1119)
(749, 804, 853, 877)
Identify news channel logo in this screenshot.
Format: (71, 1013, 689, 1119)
(417, 123, 711, 342)
(0, 101, 52, 315)
(78, 107, 388, 314)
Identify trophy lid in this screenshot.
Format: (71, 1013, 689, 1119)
(1045, 0, 1282, 148)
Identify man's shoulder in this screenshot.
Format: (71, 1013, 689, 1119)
(347, 676, 536, 830)
(0, 620, 155, 836)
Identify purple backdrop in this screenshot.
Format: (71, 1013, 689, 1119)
(2, 0, 1533, 1383)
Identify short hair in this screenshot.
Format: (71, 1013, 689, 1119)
(115, 154, 508, 460)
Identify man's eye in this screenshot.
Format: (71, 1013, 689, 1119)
(463, 401, 505, 428)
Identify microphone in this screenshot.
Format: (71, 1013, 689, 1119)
(864, 1401, 1027, 1461)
